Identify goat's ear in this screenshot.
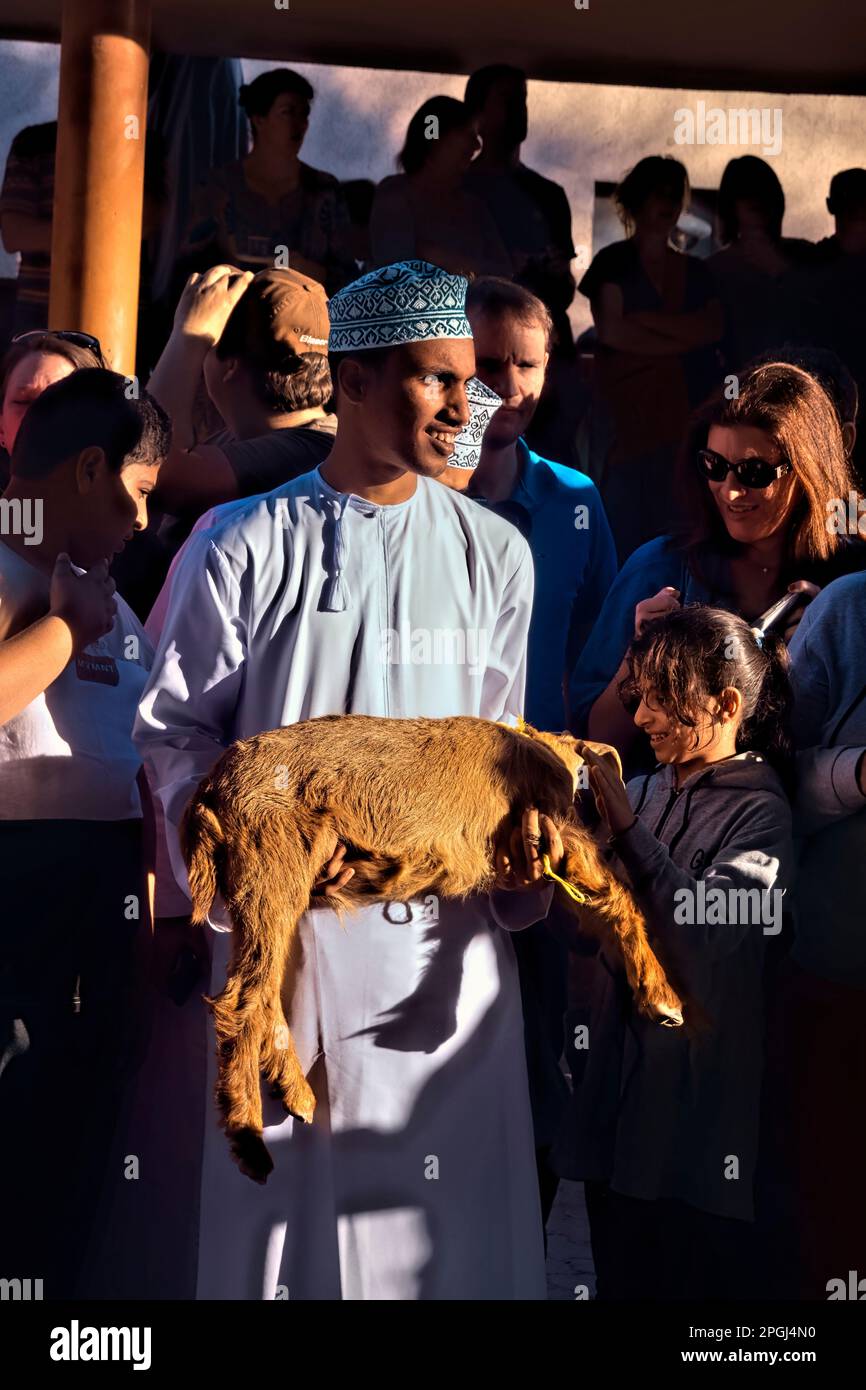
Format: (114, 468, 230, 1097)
(577, 738, 623, 779)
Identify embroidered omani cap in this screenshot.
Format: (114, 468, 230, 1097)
(328, 260, 471, 352)
(450, 377, 502, 469)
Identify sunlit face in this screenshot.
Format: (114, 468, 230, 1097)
(253, 93, 309, 155)
(633, 686, 726, 766)
(71, 453, 161, 568)
(705, 423, 797, 545)
(0, 352, 76, 453)
(469, 311, 548, 448)
(352, 339, 475, 479)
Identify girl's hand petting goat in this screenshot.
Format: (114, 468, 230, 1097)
(579, 744, 638, 838)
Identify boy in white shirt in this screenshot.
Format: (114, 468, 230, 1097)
(0, 369, 170, 1296)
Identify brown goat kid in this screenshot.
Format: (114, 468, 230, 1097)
(181, 714, 683, 1182)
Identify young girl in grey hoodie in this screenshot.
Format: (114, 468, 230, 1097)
(553, 605, 794, 1300)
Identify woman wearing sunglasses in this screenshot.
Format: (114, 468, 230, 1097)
(0, 330, 104, 486)
(570, 359, 864, 768)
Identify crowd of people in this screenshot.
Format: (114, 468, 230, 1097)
(0, 62, 865, 1303)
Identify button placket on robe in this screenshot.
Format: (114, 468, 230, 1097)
(379, 509, 392, 717)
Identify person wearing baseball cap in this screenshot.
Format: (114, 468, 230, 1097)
(147, 264, 336, 521)
(136, 262, 549, 1301)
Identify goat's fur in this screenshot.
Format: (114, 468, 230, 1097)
(181, 715, 683, 1182)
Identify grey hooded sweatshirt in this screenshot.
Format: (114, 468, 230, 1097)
(553, 752, 794, 1221)
(788, 574, 866, 987)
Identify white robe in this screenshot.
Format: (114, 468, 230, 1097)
(134, 465, 549, 1300)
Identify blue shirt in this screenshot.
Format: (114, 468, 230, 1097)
(482, 440, 617, 733)
(788, 573, 866, 984)
(569, 531, 866, 736)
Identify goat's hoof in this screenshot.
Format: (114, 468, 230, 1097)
(283, 1077, 316, 1125)
(229, 1127, 274, 1184)
(650, 999, 684, 1028)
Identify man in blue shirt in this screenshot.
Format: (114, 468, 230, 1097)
(440, 275, 618, 1229)
(442, 276, 618, 734)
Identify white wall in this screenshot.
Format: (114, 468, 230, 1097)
(0, 40, 59, 279)
(1, 41, 864, 337)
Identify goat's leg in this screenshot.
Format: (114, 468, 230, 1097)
(208, 972, 275, 1182)
(260, 993, 315, 1122)
(558, 828, 684, 1025)
(207, 820, 321, 1182)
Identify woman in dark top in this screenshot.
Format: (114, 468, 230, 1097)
(708, 156, 817, 373)
(370, 96, 512, 278)
(181, 68, 355, 295)
(571, 359, 864, 769)
(581, 156, 723, 561)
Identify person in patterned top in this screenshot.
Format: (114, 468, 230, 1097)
(180, 68, 355, 296)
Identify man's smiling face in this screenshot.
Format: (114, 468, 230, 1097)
(357, 339, 476, 478)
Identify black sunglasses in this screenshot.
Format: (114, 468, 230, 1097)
(696, 447, 791, 491)
(11, 329, 106, 365)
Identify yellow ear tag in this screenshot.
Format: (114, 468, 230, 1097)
(542, 853, 588, 904)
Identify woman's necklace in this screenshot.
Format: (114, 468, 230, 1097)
(730, 548, 783, 616)
(741, 547, 782, 577)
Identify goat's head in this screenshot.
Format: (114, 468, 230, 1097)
(520, 726, 623, 796)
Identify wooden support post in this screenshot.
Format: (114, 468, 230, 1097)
(49, 0, 151, 375)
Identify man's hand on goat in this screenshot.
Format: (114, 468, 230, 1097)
(494, 807, 564, 891)
(310, 835, 355, 904)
